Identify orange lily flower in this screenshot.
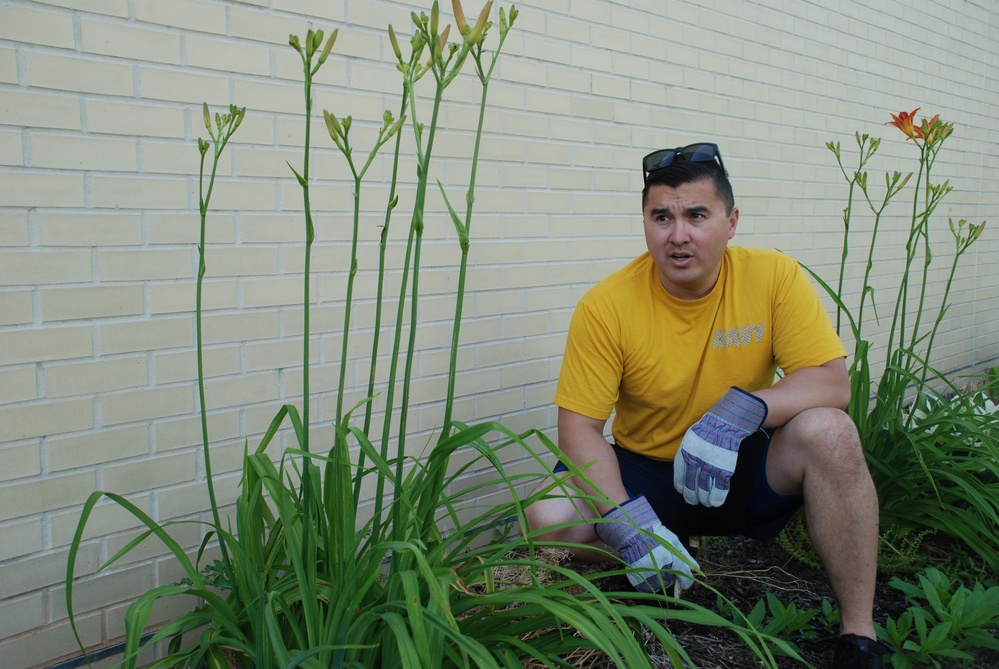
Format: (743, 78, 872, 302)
(887, 108, 920, 139)
(913, 113, 941, 141)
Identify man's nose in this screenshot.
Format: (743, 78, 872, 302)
(669, 219, 691, 243)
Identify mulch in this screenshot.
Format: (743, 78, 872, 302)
(522, 530, 999, 668)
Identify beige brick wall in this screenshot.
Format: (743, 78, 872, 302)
(1, 0, 998, 666)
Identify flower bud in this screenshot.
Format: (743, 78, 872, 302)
(468, 1, 492, 43)
(452, 0, 468, 34)
(318, 28, 338, 66)
(388, 25, 403, 62)
(324, 109, 342, 139)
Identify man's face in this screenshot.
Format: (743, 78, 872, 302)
(642, 177, 738, 300)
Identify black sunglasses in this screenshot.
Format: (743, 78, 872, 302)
(642, 143, 727, 181)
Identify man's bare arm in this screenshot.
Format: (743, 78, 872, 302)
(557, 407, 631, 514)
(753, 358, 851, 428)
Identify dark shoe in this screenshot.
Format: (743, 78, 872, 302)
(832, 634, 885, 669)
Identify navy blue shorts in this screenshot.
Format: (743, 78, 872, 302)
(554, 430, 802, 542)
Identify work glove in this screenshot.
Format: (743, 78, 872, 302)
(673, 387, 768, 507)
(594, 495, 698, 592)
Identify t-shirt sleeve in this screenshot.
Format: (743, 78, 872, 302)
(554, 299, 622, 420)
(771, 258, 848, 374)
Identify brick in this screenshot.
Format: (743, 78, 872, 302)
(0, 128, 22, 165)
(0, 470, 96, 522)
(36, 212, 143, 247)
(245, 339, 315, 372)
(139, 67, 231, 106)
(0, 442, 41, 482)
(202, 371, 280, 410)
(134, 0, 227, 33)
(36, 0, 128, 15)
(102, 515, 202, 564)
(40, 285, 145, 322)
(0, 610, 103, 669)
(1, 398, 95, 442)
(195, 179, 278, 212)
(0, 250, 92, 286)
(185, 34, 270, 76)
(0, 590, 44, 638)
(30, 133, 138, 172)
(0, 211, 29, 247)
(0, 290, 33, 326)
(154, 479, 211, 519)
(44, 356, 148, 400)
(90, 175, 189, 210)
(276, 0, 346, 21)
(146, 212, 234, 245)
(151, 409, 240, 453)
(203, 247, 283, 279)
(48, 493, 151, 549)
(0, 326, 94, 365)
(241, 276, 306, 308)
(51, 563, 153, 618)
(101, 450, 196, 497)
(81, 17, 182, 65)
(237, 213, 301, 243)
(0, 89, 82, 131)
(97, 249, 193, 282)
(0, 48, 17, 84)
(0, 172, 85, 208)
(143, 139, 208, 176)
(0, 5, 76, 49)
(101, 385, 194, 425)
(231, 6, 313, 45)
(85, 100, 185, 139)
(153, 345, 241, 384)
(149, 279, 237, 315)
(201, 310, 280, 344)
(46, 424, 148, 474)
(98, 317, 193, 355)
(0, 366, 37, 404)
(24, 51, 134, 96)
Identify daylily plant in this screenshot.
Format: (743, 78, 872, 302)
(805, 110, 997, 574)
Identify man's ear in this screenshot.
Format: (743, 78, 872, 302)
(727, 207, 739, 239)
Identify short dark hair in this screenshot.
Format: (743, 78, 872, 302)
(642, 160, 735, 214)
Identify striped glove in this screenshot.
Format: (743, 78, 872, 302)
(673, 387, 768, 507)
(594, 495, 697, 592)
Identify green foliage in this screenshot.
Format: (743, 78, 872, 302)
(64, 4, 791, 668)
(713, 591, 820, 659)
(806, 115, 998, 572)
(779, 512, 930, 576)
(877, 567, 999, 668)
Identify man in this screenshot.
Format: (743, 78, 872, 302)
(524, 144, 884, 668)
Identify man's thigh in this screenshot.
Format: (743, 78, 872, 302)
(615, 433, 803, 542)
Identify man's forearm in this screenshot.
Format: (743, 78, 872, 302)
(557, 408, 631, 513)
(752, 359, 850, 428)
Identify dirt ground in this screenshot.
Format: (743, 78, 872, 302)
(530, 529, 999, 668)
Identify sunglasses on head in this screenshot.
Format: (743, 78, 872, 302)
(642, 143, 727, 182)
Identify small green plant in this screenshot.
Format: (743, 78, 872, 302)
(802, 109, 998, 572)
(877, 567, 999, 668)
(713, 591, 819, 659)
(779, 511, 930, 576)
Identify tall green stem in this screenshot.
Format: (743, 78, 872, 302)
(195, 105, 244, 583)
(440, 29, 510, 435)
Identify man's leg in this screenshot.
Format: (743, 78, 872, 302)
(522, 476, 611, 561)
(765, 407, 880, 638)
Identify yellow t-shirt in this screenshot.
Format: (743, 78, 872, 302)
(554, 246, 847, 461)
